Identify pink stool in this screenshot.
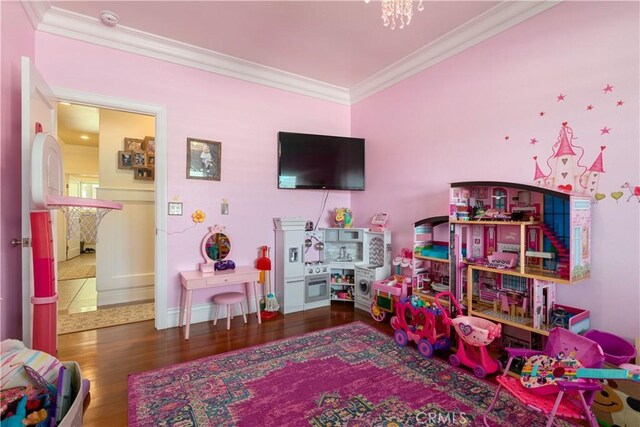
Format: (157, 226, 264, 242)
(213, 292, 247, 330)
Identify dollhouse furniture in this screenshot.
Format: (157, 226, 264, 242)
(411, 216, 450, 302)
(213, 291, 248, 330)
(179, 267, 261, 339)
(483, 327, 605, 427)
(449, 181, 591, 343)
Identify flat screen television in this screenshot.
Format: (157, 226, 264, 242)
(277, 131, 365, 191)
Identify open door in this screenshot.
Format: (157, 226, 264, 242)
(21, 57, 57, 346)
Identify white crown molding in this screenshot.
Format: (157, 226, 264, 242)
(31, 5, 350, 105)
(25, 1, 560, 106)
(21, 0, 49, 30)
(350, 0, 562, 104)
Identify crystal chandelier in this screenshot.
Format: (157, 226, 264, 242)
(365, 0, 424, 30)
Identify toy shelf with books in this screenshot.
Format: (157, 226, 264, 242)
(412, 216, 451, 302)
(448, 181, 591, 345)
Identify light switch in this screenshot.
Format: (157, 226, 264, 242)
(168, 202, 183, 216)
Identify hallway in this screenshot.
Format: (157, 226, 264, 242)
(57, 253, 154, 334)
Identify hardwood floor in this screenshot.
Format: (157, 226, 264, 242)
(57, 303, 395, 427)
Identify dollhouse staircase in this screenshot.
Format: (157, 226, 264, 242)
(539, 224, 570, 280)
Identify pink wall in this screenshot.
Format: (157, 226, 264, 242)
(0, 2, 35, 340)
(352, 2, 639, 341)
(34, 33, 351, 309)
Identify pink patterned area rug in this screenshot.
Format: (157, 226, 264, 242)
(128, 322, 566, 426)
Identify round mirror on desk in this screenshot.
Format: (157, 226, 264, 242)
(200, 226, 232, 272)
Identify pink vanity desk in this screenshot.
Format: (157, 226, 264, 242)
(179, 266, 262, 339)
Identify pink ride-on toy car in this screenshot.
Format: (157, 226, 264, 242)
(390, 296, 451, 358)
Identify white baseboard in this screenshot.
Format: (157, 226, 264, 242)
(165, 297, 260, 328)
(97, 285, 154, 306)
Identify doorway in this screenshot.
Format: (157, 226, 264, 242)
(56, 103, 157, 334)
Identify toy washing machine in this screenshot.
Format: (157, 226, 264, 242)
(355, 264, 388, 312)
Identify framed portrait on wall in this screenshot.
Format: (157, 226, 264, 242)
(186, 138, 221, 181)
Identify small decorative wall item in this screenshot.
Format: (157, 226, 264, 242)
(144, 136, 155, 152)
(334, 207, 353, 228)
(118, 151, 133, 169)
(621, 182, 640, 202)
(133, 151, 147, 167)
(119, 136, 155, 181)
(191, 210, 206, 223)
(187, 138, 221, 181)
(134, 167, 154, 181)
(124, 137, 144, 151)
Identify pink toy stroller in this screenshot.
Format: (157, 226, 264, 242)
(435, 292, 502, 378)
(483, 327, 605, 427)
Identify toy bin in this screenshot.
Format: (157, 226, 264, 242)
(58, 361, 90, 426)
(584, 329, 636, 366)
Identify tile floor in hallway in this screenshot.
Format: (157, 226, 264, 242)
(58, 277, 97, 314)
(57, 252, 97, 314)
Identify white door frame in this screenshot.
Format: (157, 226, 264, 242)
(52, 87, 169, 330)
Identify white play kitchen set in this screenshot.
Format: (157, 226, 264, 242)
(274, 213, 392, 314)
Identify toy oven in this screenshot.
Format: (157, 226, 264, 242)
(305, 273, 330, 303)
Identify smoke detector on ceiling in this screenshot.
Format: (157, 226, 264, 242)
(99, 10, 119, 27)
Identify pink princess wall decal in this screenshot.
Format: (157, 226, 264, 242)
(532, 122, 606, 199)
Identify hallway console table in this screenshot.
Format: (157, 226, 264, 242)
(179, 266, 262, 339)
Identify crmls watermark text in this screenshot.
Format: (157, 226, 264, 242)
(415, 411, 469, 425)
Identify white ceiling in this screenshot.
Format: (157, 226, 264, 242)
(47, 0, 503, 88)
(28, 1, 558, 142)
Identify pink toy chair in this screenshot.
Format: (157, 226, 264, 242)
(500, 293, 510, 315)
(213, 292, 248, 330)
(483, 327, 605, 427)
(515, 297, 528, 317)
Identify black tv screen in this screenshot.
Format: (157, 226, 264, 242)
(278, 131, 365, 191)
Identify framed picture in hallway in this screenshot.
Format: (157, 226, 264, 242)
(134, 167, 154, 181)
(118, 151, 133, 169)
(187, 138, 221, 181)
(133, 152, 147, 167)
(144, 136, 155, 152)
(124, 137, 144, 151)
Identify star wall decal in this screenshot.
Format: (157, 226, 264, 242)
(557, 93, 566, 102)
(539, 111, 545, 116)
(600, 126, 611, 135)
(586, 105, 594, 110)
(530, 138, 538, 145)
(603, 84, 614, 93)
(504, 136, 510, 141)
(617, 100, 624, 106)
